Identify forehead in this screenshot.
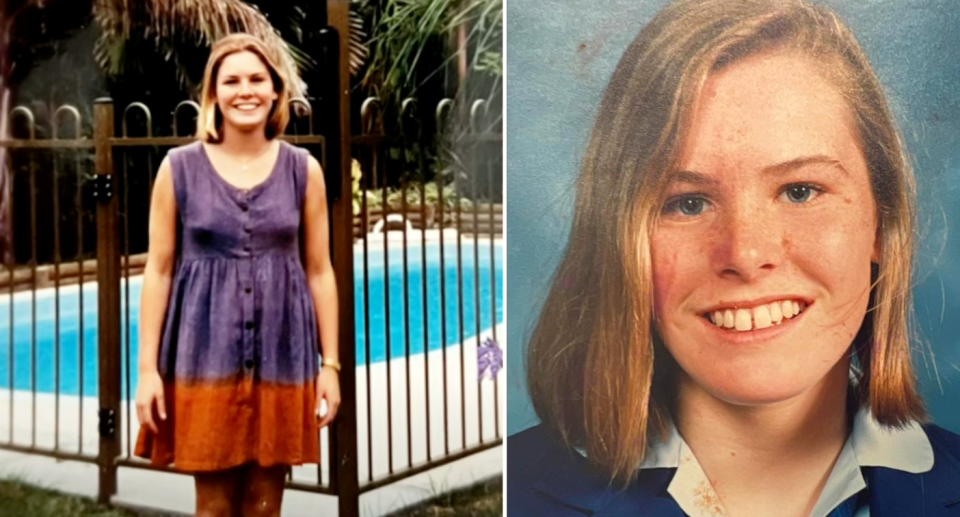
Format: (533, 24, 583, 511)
(218, 50, 270, 76)
(676, 50, 862, 175)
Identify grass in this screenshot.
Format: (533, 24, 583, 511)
(0, 476, 502, 517)
(384, 476, 502, 517)
(0, 478, 172, 517)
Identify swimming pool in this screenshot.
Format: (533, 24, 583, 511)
(0, 241, 503, 397)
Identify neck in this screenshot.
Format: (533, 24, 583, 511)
(675, 357, 851, 514)
(217, 123, 272, 158)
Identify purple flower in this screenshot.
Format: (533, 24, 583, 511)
(477, 337, 503, 380)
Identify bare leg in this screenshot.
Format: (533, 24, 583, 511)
(239, 463, 288, 517)
(195, 466, 243, 517)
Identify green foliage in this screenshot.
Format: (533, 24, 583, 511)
(383, 182, 471, 211)
(351, 159, 470, 215)
(92, 0, 312, 99)
(359, 0, 503, 114)
(475, 51, 502, 77)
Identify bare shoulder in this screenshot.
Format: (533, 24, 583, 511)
(157, 155, 172, 176)
(153, 155, 173, 192)
(305, 154, 324, 181)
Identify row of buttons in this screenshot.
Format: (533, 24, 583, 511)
(241, 194, 254, 371)
(241, 198, 252, 252)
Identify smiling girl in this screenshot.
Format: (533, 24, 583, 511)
(133, 34, 340, 516)
(509, 0, 960, 516)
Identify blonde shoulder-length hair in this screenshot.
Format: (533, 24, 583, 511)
(196, 33, 291, 142)
(526, 0, 926, 486)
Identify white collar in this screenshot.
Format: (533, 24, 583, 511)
(640, 408, 934, 517)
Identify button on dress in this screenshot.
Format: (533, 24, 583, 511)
(134, 140, 320, 472)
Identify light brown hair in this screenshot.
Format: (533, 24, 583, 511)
(196, 33, 291, 142)
(526, 0, 925, 486)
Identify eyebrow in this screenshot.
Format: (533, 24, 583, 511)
(668, 154, 848, 185)
(221, 72, 268, 79)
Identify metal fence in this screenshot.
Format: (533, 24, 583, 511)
(351, 96, 503, 494)
(0, 93, 502, 514)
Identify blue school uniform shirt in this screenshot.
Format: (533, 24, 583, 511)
(508, 411, 960, 516)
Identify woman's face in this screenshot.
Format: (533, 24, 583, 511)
(650, 50, 879, 406)
(214, 50, 279, 132)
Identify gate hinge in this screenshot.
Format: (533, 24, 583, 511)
(98, 408, 116, 439)
(92, 174, 113, 200)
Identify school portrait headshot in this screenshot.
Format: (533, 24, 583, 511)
(506, 0, 960, 515)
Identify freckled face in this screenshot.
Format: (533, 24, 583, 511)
(650, 51, 879, 405)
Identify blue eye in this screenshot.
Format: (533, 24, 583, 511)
(781, 184, 821, 204)
(663, 195, 709, 216)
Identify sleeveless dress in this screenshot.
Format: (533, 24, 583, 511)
(134, 140, 320, 472)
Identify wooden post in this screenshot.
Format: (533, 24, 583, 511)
(325, 2, 360, 516)
(94, 98, 121, 504)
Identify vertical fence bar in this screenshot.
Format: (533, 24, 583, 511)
(5, 141, 10, 444)
(399, 113, 412, 471)
(7, 107, 33, 446)
(28, 132, 37, 449)
(489, 137, 499, 439)
(53, 106, 82, 454)
(5, 142, 10, 442)
(52, 134, 62, 453)
(456, 127, 466, 451)
(470, 101, 483, 443)
(322, 3, 360, 514)
(76, 128, 85, 455)
(362, 144, 372, 481)
(382, 132, 394, 475)
(404, 177, 414, 470)
(360, 98, 377, 483)
(94, 98, 121, 503)
(435, 99, 452, 456)
(413, 105, 431, 463)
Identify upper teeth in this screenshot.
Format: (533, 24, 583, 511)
(707, 300, 806, 332)
(235, 104, 259, 110)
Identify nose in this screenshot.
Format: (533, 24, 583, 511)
(239, 80, 253, 96)
(711, 200, 783, 281)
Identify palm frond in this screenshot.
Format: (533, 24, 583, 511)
(349, 3, 369, 76)
(93, 0, 310, 98)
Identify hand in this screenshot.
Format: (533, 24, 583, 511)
(315, 367, 341, 428)
(135, 370, 167, 433)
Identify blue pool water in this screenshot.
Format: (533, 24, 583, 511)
(0, 241, 503, 398)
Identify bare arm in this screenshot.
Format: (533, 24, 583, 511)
(136, 156, 177, 431)
(303, 154, 340, 426)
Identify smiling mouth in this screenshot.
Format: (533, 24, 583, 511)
(701, 299, 809, 332)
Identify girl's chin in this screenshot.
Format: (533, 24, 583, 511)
(706, 386, 809, 407)
(685, 372, 814, 407)
(224, 117, 267, 131)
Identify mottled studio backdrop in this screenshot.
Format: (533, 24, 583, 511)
(507, 0, 960, 434)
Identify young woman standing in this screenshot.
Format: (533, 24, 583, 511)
(134, 33, 340, 517)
